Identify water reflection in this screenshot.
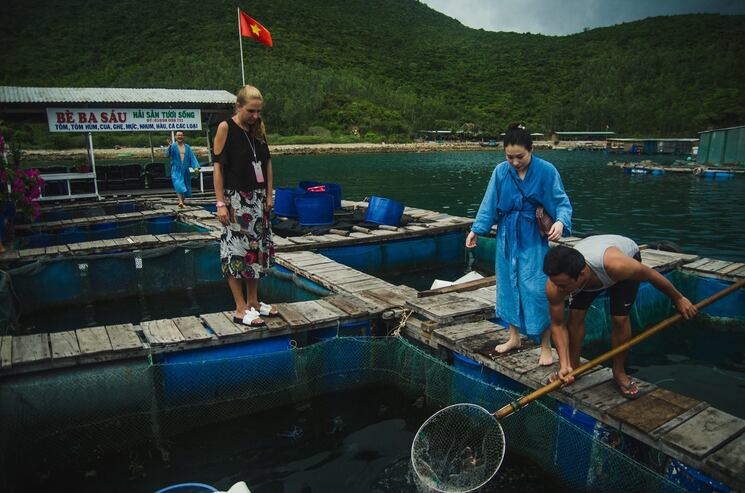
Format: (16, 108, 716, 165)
(274, 150, 745, 261)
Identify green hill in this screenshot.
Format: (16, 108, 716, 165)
(2, 0, 744, 138)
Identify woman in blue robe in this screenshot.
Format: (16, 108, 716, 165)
(164, 131, 200, 207)
(467, 124, 572, 366)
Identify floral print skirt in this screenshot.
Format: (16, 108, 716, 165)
(220, 189, 275, 279)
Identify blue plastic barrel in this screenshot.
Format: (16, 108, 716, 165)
(451, 351, 523, 393)
(555, 403, 597, 489)
(299, 181, 342, 209)
(147, 216, 175, 235)
(89, 222, 118, 241)
(116, 203, 138, 213)
(274, 187, 306, 217)
(365, 196, 404, 226)
(41, 209, 71, 221)
(25, 232, 51, 248)
(295, 193, 334, 226)
(382, 237, 437, 271)
(158, 337, 295, 406)
(321, 244, 383, 272)
(59, 227, 86, 244)
(665, 457, 731, 492)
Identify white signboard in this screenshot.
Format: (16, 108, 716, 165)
(46, 108, 202, 132)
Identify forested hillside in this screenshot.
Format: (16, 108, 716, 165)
(2, 0, 744, 138)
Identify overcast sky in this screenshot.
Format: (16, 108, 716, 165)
(420, 0, 745, 35)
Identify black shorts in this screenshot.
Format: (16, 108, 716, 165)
(569, 253, 641, 316)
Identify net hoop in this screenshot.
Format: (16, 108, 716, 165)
(411, 403, 506, 493)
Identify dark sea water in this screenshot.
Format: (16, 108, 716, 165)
(17, 386, 561, 493)
(273, 150, 745, 262)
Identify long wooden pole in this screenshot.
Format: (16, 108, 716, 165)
(494, 277, 745, 420)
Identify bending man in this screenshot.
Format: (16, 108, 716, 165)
(543, 235, 697, 398)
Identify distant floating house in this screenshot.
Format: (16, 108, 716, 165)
(607, 137, 698, 155)
(697, 125, 745, 167)
(551, 131, 616, 142)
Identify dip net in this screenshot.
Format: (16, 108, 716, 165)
(412, 403, 505, 492)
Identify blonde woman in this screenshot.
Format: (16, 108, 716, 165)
(212, 85, 277, 327)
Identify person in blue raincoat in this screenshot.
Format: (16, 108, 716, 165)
(466, 123, 572, 366)
(164, 131, 200, 207)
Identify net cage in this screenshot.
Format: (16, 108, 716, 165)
(0, 336, 686, 492)
(0, 242, 330, 335)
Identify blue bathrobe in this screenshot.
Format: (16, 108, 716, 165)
(472, 155, 572, 340)
(165, 143, 199, 196)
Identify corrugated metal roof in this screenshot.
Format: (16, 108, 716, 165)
(698, 124, 745, 134)
(555, 131, 616, 135)
(609, 138, 699, 142)
(0, 86, 236, 104)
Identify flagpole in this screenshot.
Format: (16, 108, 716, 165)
(237, 6, 246, 86)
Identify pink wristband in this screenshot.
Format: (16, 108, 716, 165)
(216, 201, 226, 208)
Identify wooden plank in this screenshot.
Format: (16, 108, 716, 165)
(50, 330, 81, 359)
(662, 407, 745, 459)
(285, 300, 338, 325)
(273, 303, 311, 328)
(76, 327, 113, 355)
(200, 312, 244, 337)
(316, 270, 373, 284)
(106, 324, 143, 351)
(572, 379, 656, 413)
(419, 276, 496, 297)
(495, 347, 557, 376)
(460, 288, 495, 305)
(287, 236, 319, 245)
(11, 334, 50, 364)
(313, 298, 350, 318)
(141, 319, 186, 346)
(649, 402, 710, 439)
(434, 320, 502, 345)
(263, 314, 290, 331)
(363, 286, 419, 305)
(0, 336, 11, 368)
(172, 316, 212, 341)
(677, 257, 712, 270)
(608, 388, 702, 433)
(560, 367, 614, 395)
(717, 262, 745, 275)
(323, 294, 371, 318)
(413, 298, 492, 322)
(731, 266, 745, 278)
(706, 433, 745, 487)
(338, 279, 392, 293)
(696, 260, 732, 273)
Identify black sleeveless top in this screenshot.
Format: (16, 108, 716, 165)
(220, 118, 271, 191)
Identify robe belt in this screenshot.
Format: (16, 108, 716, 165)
(499, 206, 537, 261)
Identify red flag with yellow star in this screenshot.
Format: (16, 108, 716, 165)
(239, 10, 273, 47)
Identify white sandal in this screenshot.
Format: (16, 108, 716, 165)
(239, 308, 265, 327)
(259, 302, 279, 317)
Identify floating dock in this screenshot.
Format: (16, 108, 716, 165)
(1, 194, 743, 490)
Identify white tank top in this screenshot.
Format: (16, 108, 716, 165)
(574, 235, 639, 291)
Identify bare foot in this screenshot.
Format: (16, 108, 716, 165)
(495, 337, 521, 354)
(538, 346, 554, 366)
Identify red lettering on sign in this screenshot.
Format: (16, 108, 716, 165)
(78, 112, 88, 123)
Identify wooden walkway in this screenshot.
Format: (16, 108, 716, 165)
(398, 246, 745, 490)
(1, 193, 744, 489)
(0, 249, 417, 376)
